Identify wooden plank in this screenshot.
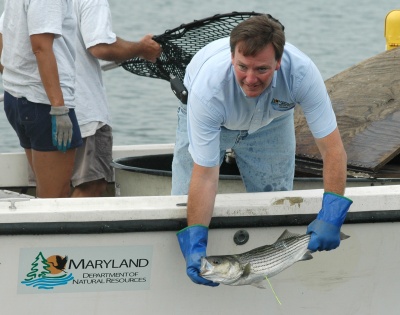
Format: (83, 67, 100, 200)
(295, 47, 400, 175)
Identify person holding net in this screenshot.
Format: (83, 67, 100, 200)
(172, 14, 353, 286)
(70, 0, 162, 197)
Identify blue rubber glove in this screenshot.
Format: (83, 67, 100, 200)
(50, 105, 73, 152)
(177, 225, 219, 287)
(307, 192, 353, 251)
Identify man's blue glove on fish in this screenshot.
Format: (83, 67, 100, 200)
(307, 192, 353, 251)
(177, 225, 219, 287)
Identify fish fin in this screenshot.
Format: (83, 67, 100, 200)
(251, 280, 267, 289)
(299, 251, 313, 261)
(276, 229, 300, 241)
(340, 231, 350, 240)
(241, 263, 252, 278)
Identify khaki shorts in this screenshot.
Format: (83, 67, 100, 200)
(71, 125, 113, 187)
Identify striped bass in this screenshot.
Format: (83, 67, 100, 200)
(200, 229, 349, 288)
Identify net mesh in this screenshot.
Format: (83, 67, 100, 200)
(121, 12, 272, 81)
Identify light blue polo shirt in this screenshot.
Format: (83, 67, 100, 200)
(184, 37, 337, 167)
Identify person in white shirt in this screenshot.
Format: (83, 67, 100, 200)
(1, 0, 83, 198)
(70, 0, 162, 197)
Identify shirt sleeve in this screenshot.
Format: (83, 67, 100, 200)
(27, 0, 63, 36)
(78, 0, 116, 48)
(295, 60, 337, 138)
(0, 12, 4, 34)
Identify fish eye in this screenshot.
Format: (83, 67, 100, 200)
(211, 258, 221, 265)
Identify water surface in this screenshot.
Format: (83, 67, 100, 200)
(0, 0, 398, 152)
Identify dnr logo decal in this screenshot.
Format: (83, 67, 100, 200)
(271, 98, 295, 111)
(21, 252, 73, 290)
(18, 246, 153, 294)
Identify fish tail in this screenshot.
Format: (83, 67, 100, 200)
(300, 251, 313, 261)
(339, 231, 350, 240)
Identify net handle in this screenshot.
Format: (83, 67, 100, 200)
(101, 61, 119, 71)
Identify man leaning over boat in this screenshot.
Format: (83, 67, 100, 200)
(171, 14, 353, 286)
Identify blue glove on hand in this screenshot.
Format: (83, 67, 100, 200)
(50, 105, 73, 152)
(177, 225, 219, 287)
(307, 192, 353, 251)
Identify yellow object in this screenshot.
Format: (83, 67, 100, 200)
(385, 10, 400, 50)
(265, 276, 282, 305)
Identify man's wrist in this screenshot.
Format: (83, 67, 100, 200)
(50, 105, 69, 115)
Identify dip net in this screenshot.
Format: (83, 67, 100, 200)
(120, 12, 283, 82)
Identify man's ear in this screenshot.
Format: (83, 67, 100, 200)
(275, 58, 282, 71)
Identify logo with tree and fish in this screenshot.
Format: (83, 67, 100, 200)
(21, 252, 74, 290)
(18, 245, 153, 294)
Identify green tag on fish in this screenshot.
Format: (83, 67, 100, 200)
(265, 276, 282, 305)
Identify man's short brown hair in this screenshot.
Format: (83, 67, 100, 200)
(230, 14, 285, 60)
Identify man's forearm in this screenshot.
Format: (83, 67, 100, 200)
(322, 148, 347, 195)
(88, 35, 160, 63)
(187, 164, 219, 226)
(88, 37, 136, 62)
(315, 128, 347, 195)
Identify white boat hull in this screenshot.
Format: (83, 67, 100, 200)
(0, 186, 400, 314)
(2, 223, 399, 314)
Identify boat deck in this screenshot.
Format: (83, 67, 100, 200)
(0, 189, 33, 199)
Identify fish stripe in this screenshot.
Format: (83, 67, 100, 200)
(237, 235, 310, 275)
(199, 231, 338, 286)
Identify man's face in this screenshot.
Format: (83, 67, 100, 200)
(231, 42, 281, 98)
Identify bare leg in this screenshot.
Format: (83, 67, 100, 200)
(31, 149, 76, 198)
(71, 179, 108, 197)
(24, 148, 38, 196)
(24, 148, 34, 172)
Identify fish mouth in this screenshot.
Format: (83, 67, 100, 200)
(199, 257, 212, 276)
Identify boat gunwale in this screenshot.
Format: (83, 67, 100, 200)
(1, 185, 400, 235)
(0, 210, 399, 235)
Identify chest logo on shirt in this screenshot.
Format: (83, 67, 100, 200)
(271, 99, 296, 111)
